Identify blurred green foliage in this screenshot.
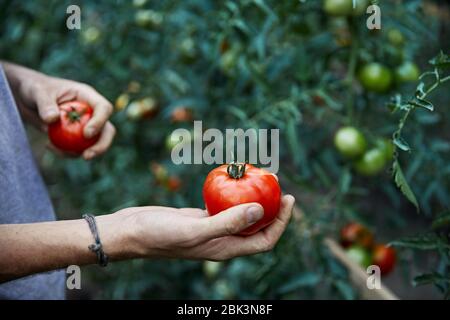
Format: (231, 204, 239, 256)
(1, 0, 449, 299)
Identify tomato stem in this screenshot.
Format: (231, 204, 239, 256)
(227, 162, 246, 179)
(67, 106, 82, 122)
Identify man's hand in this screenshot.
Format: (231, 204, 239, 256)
(123, 194, 296, 261)
(0, 195, 295, 282)
(2, 62, 115, 160)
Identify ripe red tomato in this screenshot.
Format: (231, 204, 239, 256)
(171, 107, 193, 123)
(167, 176, 182, 192)
(203, 163, 281, 236)
(48, 101, 99, 154)
(373, 244, 396, 275)
(340, 222, 374, 249)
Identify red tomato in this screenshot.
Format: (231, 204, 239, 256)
(373, 244, 396, 275)
(48, 101, 99, 154)
(170, 107, 193, 123)
(167, 176, 182, 192)
(203, 163, 281, 236)
(340, 222, 374, 249)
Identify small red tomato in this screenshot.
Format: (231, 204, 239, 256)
(48, 101, 99, 154)
(167, 176, 182, 192)
(373, 244, 396, 275)
(203, 163, 281, 236)
(170, 107, 193, 123)
(340, 222, 374, 249)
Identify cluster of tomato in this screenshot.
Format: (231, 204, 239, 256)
(340, 222, 396, 275)
(150, 162, 182, 192)
(334, 126, 394, 176)
(324, 0, 420, 90)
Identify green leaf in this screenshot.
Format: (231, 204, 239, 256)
(429, 52, 450, 68)
(393, 136, 410, 152)
(413, 272, 450, 287)
(278, 272, 321, 294)
(390, 234, 449, 250)
(408, 97, 434, 111)
(334, 279, 355, 300)
(432, 211, 450, 229)
(393, 161, 419, 210)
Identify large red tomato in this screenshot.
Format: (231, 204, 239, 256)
(203, 163, 281, 236)
(48, 101, 99, 154)
(373, 244, 396, 275)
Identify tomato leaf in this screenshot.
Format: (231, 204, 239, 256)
(390, 234, 449, 250)
(277, 272, 321, 294)
(413, 272, 450, 287)
(393, 136, 410, 152)
(393, 160, 419, 211)
(408, 97, 434, 111)
(432, 211, 450, 229)
(429, 52, 450, 68)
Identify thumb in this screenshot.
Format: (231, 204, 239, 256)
(35, 93, 59, 123)
(201, 203, 264, 240)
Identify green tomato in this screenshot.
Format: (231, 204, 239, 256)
(135, 10, 163, 28)
(220, 49, 239, 75)
(82, 26, 101, 45)
(358, 63, 393, 93)
(387, 28, 405, 47)
(354, 148, 387, 176)
(346, 245, 372, 268)
(334, 126, 367, 158)
(323, 0, 368, 17)
(376, 138, 395, 161)
(203, 261, 223, 279)
(395, 61, 420, 83)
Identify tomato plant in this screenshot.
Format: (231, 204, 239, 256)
(358, 63, 393, 93)
(203, 163, 281, 236)
(48, 101, 99, 154)
(373, 244, 396, 275)
(334, 126, 367, 158)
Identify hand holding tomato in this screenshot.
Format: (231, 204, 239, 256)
(124, 194, 295, 260)
(203, 163, 282, 235)
(48, 101, 100, 154)
(3, 63, 116, 160)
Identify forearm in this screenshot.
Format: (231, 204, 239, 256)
(0, 212, 138, 283)
(1, 61, 46, 94)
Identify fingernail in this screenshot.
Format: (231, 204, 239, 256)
(246, 206, 263, 225)
(45, 110, 59, 120)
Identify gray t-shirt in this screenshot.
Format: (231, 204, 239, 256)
(0, 65, 65, 299)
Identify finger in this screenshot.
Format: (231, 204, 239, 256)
(261, 194, 295, 243)
(76, 85, 113, 138)
(82, 122, 116, 160)
(199, 203, 264, 240)
(178, 208, 209, 218)
(34, 91, 59, 124)
(214, 195, 295, 259)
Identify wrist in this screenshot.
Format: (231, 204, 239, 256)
(2, 62, 48, 94)
(94, 212, 142, 261)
